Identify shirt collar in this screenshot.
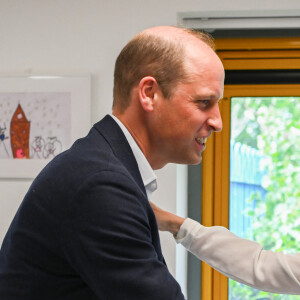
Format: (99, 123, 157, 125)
(110, 115, 157, 199)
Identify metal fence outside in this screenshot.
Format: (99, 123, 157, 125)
(229, 140, 267, 238)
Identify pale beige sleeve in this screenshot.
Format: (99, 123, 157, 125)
(176, 218, 300, 295)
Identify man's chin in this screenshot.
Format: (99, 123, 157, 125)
(191, 158, 202, 165)
(170, 152, 202, 166)
(185, 155, 202, 166)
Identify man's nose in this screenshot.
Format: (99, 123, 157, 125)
(207, 105, 222, 132)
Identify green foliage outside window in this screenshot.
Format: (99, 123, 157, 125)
(229, 97, 300, 300)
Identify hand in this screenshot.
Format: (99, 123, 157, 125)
(150, 201, 185, 237)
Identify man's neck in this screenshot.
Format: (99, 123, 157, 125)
(112, 108, 166, 170)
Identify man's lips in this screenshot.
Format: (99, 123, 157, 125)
(195, 137, 207, 151)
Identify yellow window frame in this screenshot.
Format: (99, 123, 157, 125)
(200, 36, 300, 300)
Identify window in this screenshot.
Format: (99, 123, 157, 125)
(200, 37, 300, 300)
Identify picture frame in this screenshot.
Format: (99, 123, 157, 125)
(0, 76, 91, 179)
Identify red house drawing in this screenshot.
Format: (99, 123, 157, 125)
(10, 104, 31, 159)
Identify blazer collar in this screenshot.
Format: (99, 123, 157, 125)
(93, 115, 146, 197)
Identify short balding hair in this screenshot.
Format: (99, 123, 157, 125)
(113, 28, 215, 112)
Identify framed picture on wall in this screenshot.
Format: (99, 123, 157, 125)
(0, 76, 91, 179)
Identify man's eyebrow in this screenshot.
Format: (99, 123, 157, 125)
(193, 95, 219, 100)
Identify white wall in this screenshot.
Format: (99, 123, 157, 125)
(1, 0, 300, 297)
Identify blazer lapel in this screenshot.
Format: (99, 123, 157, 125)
(93, 115, 147, 197)
(94, 115, 166, 265)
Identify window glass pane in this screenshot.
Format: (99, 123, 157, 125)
(229, 96, 300, 300)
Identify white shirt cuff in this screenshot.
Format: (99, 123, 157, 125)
(175, 218, 203, 245)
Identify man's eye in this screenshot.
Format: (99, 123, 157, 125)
(201, 100, 209, 105)
(196, 100, 210, 107)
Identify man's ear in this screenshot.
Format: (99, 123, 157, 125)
(138, 76, 159, 112)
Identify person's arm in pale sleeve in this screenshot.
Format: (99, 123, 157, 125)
(150, 202, 300, 295)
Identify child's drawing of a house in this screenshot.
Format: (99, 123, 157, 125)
(10, 104, 30, 158)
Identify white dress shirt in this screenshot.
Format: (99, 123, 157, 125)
(176, 218, 300, 295)
(111, 115, 157, 199)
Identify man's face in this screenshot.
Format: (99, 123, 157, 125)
(149, 45, 224, 168)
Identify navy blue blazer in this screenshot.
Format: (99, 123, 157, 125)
(0, 115, 185, 299)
